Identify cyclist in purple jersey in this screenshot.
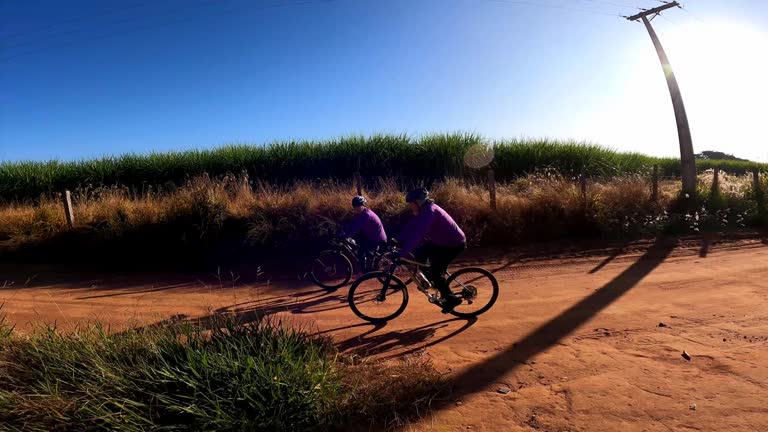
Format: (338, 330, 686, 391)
(344, 196, 387, 271)
(395, 188, 466, 313)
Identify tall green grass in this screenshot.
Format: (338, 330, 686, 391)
(0, 315, 443, 431)
(3, 134, 765, 201)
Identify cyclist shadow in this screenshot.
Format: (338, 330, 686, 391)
(145, 287, 351, 331)
(143, 286, 478, 360)
(332, 317, 478, 359)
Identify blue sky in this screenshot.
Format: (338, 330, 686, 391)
(2, 0, 767, 162)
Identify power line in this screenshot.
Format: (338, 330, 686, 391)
(654, 11, 682, 35)
(0, 0, 336, 63)
(3, 0, 237, 52)
(654, 5, 704, 42)
(2, 0, 630, 63)
(679, 4, 706, 24)
(481, 0, 624, 17)
(579, 0, 641, 10)
(2, 0, 160, 41)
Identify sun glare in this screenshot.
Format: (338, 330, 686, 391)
(663, 19, 768, 160)
(577, 18, 768, 162)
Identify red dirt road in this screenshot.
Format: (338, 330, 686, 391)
(1, 237, 768, 431)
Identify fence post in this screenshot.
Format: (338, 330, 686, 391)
(355, 157, 363, 196)
(488, 169, 496, 211)
(580, 165, 587, 200)
(460, 160, 470, 189)
(355, 172, 363, 196)
(62, 190, 75, 229)
(711, 166, 720, 195)
(652, 164, 659, 202)
(755, 169, 765, 220)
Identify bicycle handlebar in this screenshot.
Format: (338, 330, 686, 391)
(381, 247, 428, 268)
(331, 237, 356, 247)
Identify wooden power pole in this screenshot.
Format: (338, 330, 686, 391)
(627, 2, 697, 194)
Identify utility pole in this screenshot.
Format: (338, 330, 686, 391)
(627, 2, 697, 194)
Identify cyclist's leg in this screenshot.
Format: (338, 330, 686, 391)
(365, 241, 387, 271)
(376, 241, 386, 252)
(412, 243, 433, 267)
(429, 243, 466, 300)
(357, 238, 379, 273)
(357, 239, 372, 272)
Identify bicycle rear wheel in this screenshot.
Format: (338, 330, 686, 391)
(309, 251, 353, 291)
(446, 267, 499, 318)
(348, 272, 409, 323)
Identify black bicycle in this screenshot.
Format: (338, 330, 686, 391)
(308, 238, 410, 291)
(347, 249, 499, 323)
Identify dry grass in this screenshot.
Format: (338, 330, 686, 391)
(697, 169, 763, 197)
(0, 172, 763, 264)
(341, 355, 446, 429)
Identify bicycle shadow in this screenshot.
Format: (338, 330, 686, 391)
(134, 275, 480, 360)
(144, 292, 478, 361)
(334, 317, 478, 359)
(143, 287, 349, 332)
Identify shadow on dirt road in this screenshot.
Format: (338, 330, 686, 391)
(335, 317, 478, 358)
(142, 287, 347, 329)
(420, 237, 677, 418)
(140, 285, 479, 358)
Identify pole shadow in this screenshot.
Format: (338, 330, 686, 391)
(699, 234, 711, 258)
(423, 237, 676, 416)
(588, 244, 627, 274)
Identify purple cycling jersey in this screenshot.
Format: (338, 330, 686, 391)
(345, 208, 387, 244)
(396, 202, 466, 255)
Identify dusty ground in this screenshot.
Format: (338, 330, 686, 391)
(1, 237, 768, 431)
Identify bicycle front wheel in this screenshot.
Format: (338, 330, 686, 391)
(446, 267, 499, 318)
(348, 272, 409, 323)
(309, 251, 353, 291)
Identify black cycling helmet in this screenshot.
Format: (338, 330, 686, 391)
(405, 187, 429, 204)
(352, 195, 367, 208)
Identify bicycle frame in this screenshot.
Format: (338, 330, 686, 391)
(329, 238, 383, 270)
(329, 238, 357, 258)
(379, 256, 451, 303)
(349, 252, 498, 322)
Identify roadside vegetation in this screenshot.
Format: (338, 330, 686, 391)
(2, 134, 766, 202)
(1, 169, 764, 268)
(0, 311, 444, 431)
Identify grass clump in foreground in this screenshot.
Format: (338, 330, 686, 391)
(0, 314, 444, 431)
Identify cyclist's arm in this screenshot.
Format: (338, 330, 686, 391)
(344, 214, 364, 238)
(396, 210, 433, 255)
